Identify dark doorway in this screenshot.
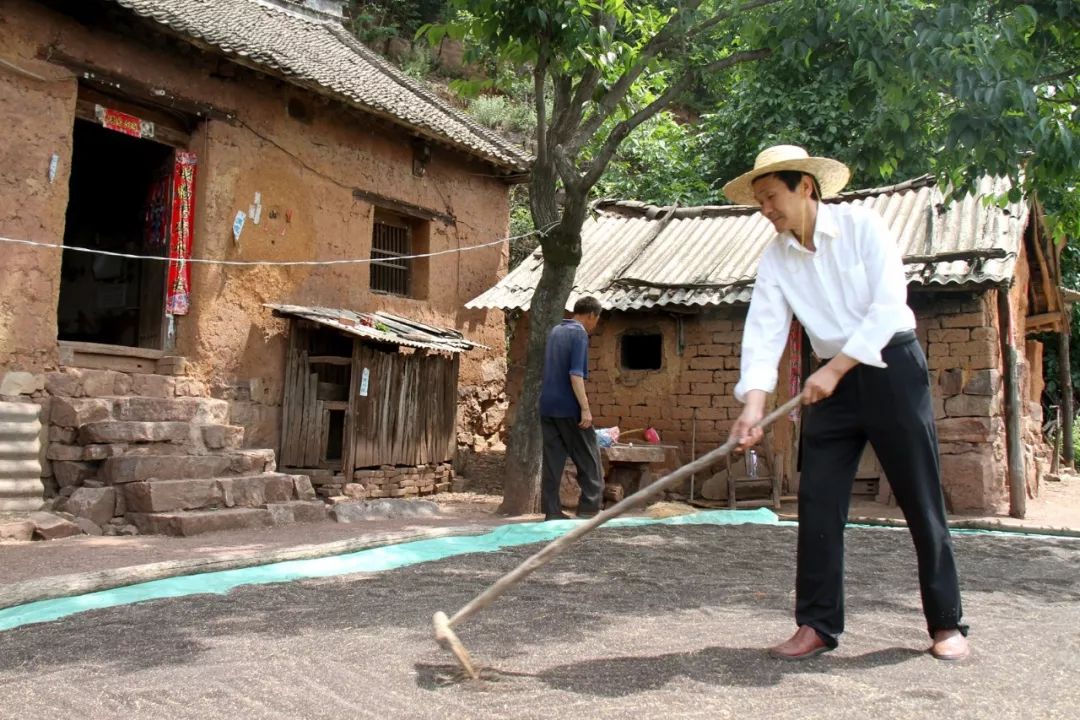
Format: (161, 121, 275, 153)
(58, 119, 174, 348)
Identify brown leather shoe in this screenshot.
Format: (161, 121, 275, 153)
(768, 625, 833, 661)
(930, 629, 970, 661)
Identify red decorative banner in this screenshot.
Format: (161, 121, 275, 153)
(94, 104, 155, 139)
(788, 318, 802, 421)
(166, 151, 197, 315)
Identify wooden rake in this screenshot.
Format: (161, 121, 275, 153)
(433, 395, 802, 679)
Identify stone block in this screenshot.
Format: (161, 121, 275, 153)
(48, 426, 77, 443)
(125, 478, 221, 513)
(0, 520, 36, 541)
(51, 398, 113, 428)
(292, 474, 316, 500)
(268, 500, 328, 525)
(81, 370, 121, 397)
(173, 377, 209, 397)
(115, 397, 229, 424)
(46, 443, 84, 462)
(29, 511, 84, 540)
(962, 369, 1001, 396)
(79, 421, 193, 445)
(217, 473, 295, 507)
(82, 444, 126, 461)
(933, 396, 946, 420)
(0, 372, 44, 396)
(65, 486, 117, 525)
(343, 483, 366, 499)
(936, 417, 998, 444)
(53, 461, 97, 487)
(126, 508, 273, 537)
(114, 372, 133, 396)
(939, 368, 964, 396)
(940, 450, 1000, 512)
(114, 485, 127, 516)
(202, 425, 244, 450)
(45, 371, 81, 398)
(945, 394, 1000, 417)
(75, 517, 103, 536)
(229, 449, 275, 474)
(129, 374, 177, 398)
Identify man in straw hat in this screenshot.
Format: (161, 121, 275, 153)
(725, 145, 969, 661)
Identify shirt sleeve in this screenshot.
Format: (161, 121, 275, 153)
(568, 327, 588, 378)
(839, 211, 910, 367)
(735, 248, 794, 402)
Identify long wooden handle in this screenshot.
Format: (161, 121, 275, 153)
(447, 394, 802, 628)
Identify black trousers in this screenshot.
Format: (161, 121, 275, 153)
(540, 416, 603, 517)
(796, 335, 966, 645)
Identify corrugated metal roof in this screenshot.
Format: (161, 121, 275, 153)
(107, 0, 531, 174)
(266, 304, 484, 353)
(468, 175, 1030, 312)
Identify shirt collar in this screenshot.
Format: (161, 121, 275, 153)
(779, 201, 840, 252)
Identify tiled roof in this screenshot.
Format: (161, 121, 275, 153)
(468, 175, 1030, 311)
(108, 0, 531, 174)
(266, 304, 484, 353)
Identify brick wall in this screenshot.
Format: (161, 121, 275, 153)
(506, 289, 1049, 513)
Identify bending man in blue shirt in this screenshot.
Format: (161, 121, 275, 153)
(538, 296, 604, 521)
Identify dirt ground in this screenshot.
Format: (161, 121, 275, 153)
(1, 521, 1078, 720)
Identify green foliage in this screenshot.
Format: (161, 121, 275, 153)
(347, 1, 446, 44)
(593, 112, 714, 205)
(467, 94, 538, 135)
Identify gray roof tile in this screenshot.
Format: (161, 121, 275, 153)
(468, 175, 1029, 311)
(109, 0, 531, 173)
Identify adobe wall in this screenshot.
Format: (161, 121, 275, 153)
(0, 0, 511, 450)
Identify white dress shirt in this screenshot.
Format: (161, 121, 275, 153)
(734, 202, 916, 402)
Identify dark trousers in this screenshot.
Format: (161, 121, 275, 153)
(540, 416, 603, 517)
(796, 336, 966, 645)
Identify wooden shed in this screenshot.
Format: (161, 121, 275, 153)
(268, 304, 481, 497)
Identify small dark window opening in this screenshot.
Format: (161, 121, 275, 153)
(621, 333, 663, 371)
(370, 215, 412, 296)
(287, 98, 312, 123)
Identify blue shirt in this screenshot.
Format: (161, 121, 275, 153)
(538, 319, 589, 418)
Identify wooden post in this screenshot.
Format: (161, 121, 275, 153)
(1060, 316, 1074, 468)
(997, 289, 1026, 518)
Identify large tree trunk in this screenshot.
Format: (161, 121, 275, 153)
(498, 257, 577, 514)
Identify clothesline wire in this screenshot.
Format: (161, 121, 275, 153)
(0, 222, 554, 267)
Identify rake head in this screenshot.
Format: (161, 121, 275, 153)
(433, 611, 480, 680)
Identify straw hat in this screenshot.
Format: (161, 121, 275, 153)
(722, 144, 850, 206)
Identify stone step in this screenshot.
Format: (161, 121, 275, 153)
(127, 501, 329, 536)
(78, 421, 244, 449)
(123, 473, 311, 513)
(126, 507, 275, 537)
(99, 449, 276, 484)
(114, 397, 230, 424)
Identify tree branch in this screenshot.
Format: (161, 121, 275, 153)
(682, 0, 788, 46)
(579, 48, 771, 190)
(534, 39, 551, 166)
(578, 0, 785, 144)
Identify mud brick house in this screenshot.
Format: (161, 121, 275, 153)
(0, 0, 530, 534)
(471, 176, 1067, 514)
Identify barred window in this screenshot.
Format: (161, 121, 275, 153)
(370, 216, 411, 296)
